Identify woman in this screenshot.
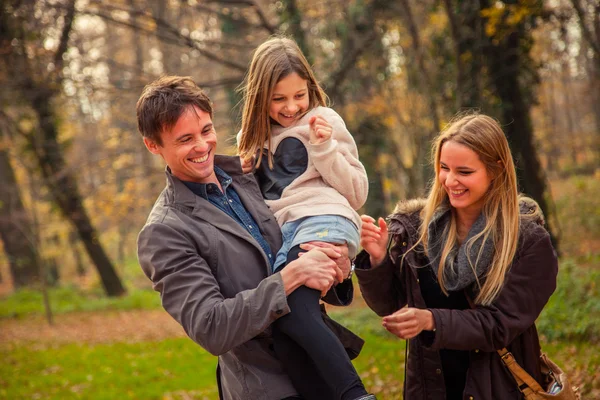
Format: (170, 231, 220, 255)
(357, 113, 558, 399)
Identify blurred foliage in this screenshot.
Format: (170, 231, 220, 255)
(551, 174, 600, 256)
(1, 0, 598, 286)
(538, 257, 600, 343)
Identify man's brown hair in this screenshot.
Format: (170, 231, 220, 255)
(136, 76, 213, 145)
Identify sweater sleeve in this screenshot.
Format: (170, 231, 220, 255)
(425, 225, 558, 352)
(307, 108, 368, 210)
(355, 250, 406, 317)
(138, 221, 290, 356)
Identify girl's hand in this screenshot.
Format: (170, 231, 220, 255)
(309, 115, 333, 145)
(240, 155, 255, 174)
(360, 215, 388, 267)
(382, 307, 435, 339)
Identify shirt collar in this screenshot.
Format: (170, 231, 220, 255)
(181, 166, 233, 200)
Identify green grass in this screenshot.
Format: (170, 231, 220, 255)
(4, 256, 599, 343)
(0, 286, 161, 319)
(0, 325, 406, 400)
(0, 339, 218, 400)
(1, 250, 599, 398)
(1, 310, 598, 400)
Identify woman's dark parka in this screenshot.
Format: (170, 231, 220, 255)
(355, 198, 558, 400)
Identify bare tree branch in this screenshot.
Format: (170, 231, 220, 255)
(325, 29, 378, 103)
(53, 2, 250, 72)
(571, 0, 600, 57)
(53, 0, 76, 75)
(206, 0, 278, 33)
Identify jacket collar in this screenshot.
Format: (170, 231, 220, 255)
(164, 155, 246, 207)
(388, 195, 546, 244)
(163, 155, 275, 272)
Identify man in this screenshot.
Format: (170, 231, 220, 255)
(136, 76, 360, 400)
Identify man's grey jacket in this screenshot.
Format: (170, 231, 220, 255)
(137, 155, 355, 400)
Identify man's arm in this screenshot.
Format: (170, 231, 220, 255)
(138, 222, 341, 355)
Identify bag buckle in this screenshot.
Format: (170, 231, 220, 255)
(500, 351, 515, 365)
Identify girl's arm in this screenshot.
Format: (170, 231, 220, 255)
(308, 108, 368, 210)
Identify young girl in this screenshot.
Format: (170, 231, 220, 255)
(237, 37, 374, 400)
(358, 113, 560, 399)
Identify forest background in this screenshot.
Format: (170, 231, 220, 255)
(0, 0, 599, 399)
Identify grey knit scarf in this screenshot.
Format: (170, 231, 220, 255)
(427, 206, 495, 291)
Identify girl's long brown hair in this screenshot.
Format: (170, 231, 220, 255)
(238, 36, 327, 169)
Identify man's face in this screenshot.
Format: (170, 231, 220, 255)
(144, 105, 218, 184)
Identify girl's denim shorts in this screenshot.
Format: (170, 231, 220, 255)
(273, 214, 359, 272)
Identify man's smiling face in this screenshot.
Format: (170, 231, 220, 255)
(144, 105, 218, 184)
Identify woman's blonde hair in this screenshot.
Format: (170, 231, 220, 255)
(238, 36, 328, 169)
(418, 113, 520, 305)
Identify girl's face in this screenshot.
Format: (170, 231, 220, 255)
(438, 141, 493, 217)
(269, 72, 310, 128)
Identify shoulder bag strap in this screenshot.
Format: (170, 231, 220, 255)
(497, 347, 544, 395)
(463, 291, 544, 397)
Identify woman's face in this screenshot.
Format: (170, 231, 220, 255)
(439, 141, 493, 217)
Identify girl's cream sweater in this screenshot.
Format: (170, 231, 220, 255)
(238, 106, 368, 229)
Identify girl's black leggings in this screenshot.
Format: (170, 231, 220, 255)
(272, 245, 367, 400)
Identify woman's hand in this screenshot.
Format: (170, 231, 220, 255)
(360, 215, 389, 267)
(300, 242, 350, 282)
(382, 307, 435, 339)
(309, 115, 333, 145)
(281, 248, 342, 297)
(240, 155, 255, 174)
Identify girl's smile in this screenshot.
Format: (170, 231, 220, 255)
(269, 72, 310, 128)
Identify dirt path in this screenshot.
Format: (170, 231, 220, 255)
(0, 295, 370, 348)
(0, 309, 186, 347)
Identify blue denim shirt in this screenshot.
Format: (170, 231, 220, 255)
(182, 167, 274, 267)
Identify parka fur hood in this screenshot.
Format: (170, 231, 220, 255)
(390, 195, 545, 227)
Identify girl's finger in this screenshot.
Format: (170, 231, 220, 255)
(360, 233, 381, 242)
(361, 214, 376, 223)
(361, 223, 381, 234)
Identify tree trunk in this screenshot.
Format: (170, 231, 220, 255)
(398, 0, 442, 187)
(0, 143, 40, 288)
(481, 18, 556, 244)
(151, 1, 180, 74)
(443, 0, 483, 109)
(29, 92, 126, 297)
(278, 0, 311, 63)
(571, 0, 600, 164)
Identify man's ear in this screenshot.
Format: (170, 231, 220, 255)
(143, 137, 161, 155)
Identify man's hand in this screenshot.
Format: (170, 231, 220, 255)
(309, 115, 333, 145)
(360, 215, 388, 267)
(382, 307, 435, 339)
(300, 242, 349, 282)
(280, 248, 342, 297)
